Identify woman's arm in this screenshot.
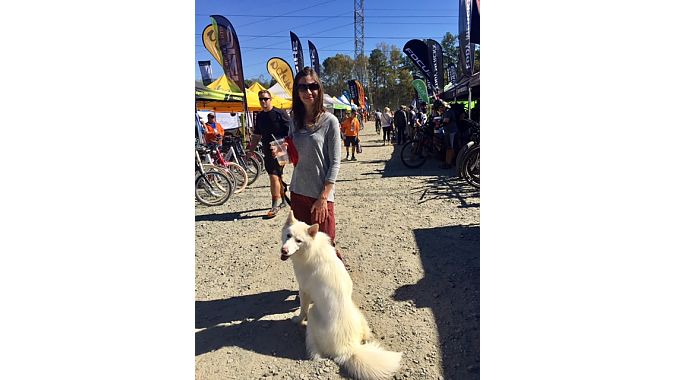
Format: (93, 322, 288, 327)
(324, 115, 342, 184)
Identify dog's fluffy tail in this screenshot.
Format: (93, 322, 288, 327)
(335, 341, 402, 380)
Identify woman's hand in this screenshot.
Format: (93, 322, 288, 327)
(270, 142, 288, 157)
(310, 197, 328, 224)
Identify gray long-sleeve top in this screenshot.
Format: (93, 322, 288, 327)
(289, 112, 342, 202)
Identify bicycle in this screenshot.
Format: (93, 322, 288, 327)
(207, 143, 249, 194)
(400, 122, 445, 168)
(201, 163, 239, 193)
(221, 136, 261, 186)
(195, 146, 233, 206)
(459, 143, 479, 188)
(455, 119, 480, 188)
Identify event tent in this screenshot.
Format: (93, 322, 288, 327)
(196, 76, 244, 112)
(268, 82, 291, 99)
(323, 94, 351, 110)
(196, 76, 292, 112)
(247, 82, 292, 110)
(442, 72, 480, 100)
(195, 80, 243, 102)
(207, 74, 242, 93)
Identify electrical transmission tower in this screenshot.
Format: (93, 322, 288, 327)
(354, 0, 373, 111)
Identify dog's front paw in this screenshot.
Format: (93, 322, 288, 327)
(291, 315, 306, 324)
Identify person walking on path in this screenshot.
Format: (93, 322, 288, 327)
(276, 67, 343, 259)
(248, 90, 291, 218)
(340, 109, 360, 161)
(381, 107, 394, 145)
(394, 105, 408, 145)
(374, 108, 382, 134)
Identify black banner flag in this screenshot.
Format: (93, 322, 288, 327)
(308, 40, 320, 76)
(471, 0, 480, 44)
(347, 80, 359, 107)
(290, 31, 305, 74)
(403, 39, 433, 83)
(426, 39, 444, 95)
(198, 60, 213, 86)
(458, 0, 476, 77)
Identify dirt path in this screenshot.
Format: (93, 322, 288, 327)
(195, 121, 480, 380)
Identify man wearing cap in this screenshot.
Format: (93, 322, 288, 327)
(204, 113, 225, 146)
(340, 109, 360, 161)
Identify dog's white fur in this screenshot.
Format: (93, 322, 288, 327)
(280, 211, 402, 380)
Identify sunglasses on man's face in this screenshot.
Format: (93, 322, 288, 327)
(259, 97, 271, 102)
(297, 83, 320, 92)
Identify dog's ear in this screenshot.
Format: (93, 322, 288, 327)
(286, 210, 297, 226)
(307, 223, 319, 238)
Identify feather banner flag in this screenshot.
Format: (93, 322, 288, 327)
(347, 80, 359, 107)
(308, 40, 321, 76)
(355, 80, 366, 110)
(447, 64, 457, 87)
(403, 39, 433, 84)
(290, 31, 305, 74)
(266, 57, 294, 98)
(202, 25, 223, 67)
(426, 39, 445, 96)
(412, 79, 430, 105)
(198, 60, 213, 86)
(471, 0, 480, 44)
(459, 0, 476, 77)
(210, 15, 248, 135)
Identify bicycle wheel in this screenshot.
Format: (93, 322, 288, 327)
(400, 139, 427, 168)
(461, 144, 479, 188)
(455, 141, 475, 178)
(202, 164, 238, 194)
(253, 151, 266, 173)
(195, 171, 233, 206)
(241, 156, 261, 185)
(221, 161, 248, 193)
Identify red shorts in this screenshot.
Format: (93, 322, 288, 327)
(290, 192, 336, 242)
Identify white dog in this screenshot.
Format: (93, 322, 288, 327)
(280, 211, 402, 380)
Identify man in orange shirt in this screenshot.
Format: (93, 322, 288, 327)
(340, 109, 360, 161)
(204, 113, 225, 146)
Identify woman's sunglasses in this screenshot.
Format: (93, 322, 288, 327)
(259, 97, 271, 102)
(297, 83, 320, 92)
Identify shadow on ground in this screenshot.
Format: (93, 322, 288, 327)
(195, 208, 268, 222)
(359, 140, 479, 205)
(411, 175, 480, 207)
(394, 225, 480, 380)
(195, 289, 306, 359)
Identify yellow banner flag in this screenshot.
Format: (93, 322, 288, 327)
(202, 25, 223, 67)
(266, 57, 294, 98)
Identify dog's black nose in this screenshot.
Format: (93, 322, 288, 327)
(281, 247, 288, 255)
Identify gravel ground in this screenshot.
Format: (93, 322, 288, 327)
(195, 121, 480, 380)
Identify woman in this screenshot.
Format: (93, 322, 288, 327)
(284, 67, 342, 257)
(381, 106, 394, 145)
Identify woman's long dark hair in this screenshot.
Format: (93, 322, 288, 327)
(291, 67, 325, 130)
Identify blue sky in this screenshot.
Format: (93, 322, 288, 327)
(195, 0, 461, 82)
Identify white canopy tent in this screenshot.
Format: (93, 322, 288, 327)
(268, 82, 291, 99)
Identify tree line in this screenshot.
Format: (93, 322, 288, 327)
(245, 32, 480, 110)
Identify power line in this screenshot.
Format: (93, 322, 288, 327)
(231, 0, 340, 28)
(196, 34, 451, 39)
(196, 13, 457, 18)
